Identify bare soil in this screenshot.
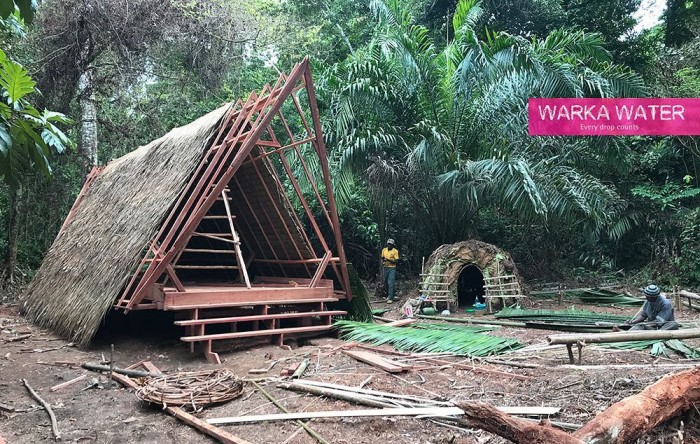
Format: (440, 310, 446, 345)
(2, 284, 700, 444)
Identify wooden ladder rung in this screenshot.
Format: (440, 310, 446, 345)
(181, 325, 332, 342)
(175, 310, 347, 326)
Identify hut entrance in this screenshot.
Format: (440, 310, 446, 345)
(457, 265, 485, 307)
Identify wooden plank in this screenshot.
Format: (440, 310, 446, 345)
(166, 297, 339, 311)
(174, 310, 347, 326)
(49, 374, 87, 392)
(207, 407, 466, 425)
(498, 407, 561, 415)
(181, 325, 332, 342)
(342, 350, 406, 373)
(164, 287, 334, 309)
(384, 318, 418, 327)
(257, 276, 334, 288)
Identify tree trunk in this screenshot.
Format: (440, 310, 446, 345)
(3, 186, 21, 282)
(76, 8, 97, 176)
(77, 67, 98, 174)
(457, 367, 700, 444)
(572, 367, 700, 443)
(455, 402, 580, 444)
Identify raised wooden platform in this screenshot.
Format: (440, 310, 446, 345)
(145, 281, 346, 363)
(162, 285, 335, 310)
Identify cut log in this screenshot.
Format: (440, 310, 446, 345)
(547, 327, 700, 345)
(456, 402, 581, 444)
(456, 367, 700, 444)
(571, 367, 700, 443)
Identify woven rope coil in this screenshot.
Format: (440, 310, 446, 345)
(136, 369, 243, 411)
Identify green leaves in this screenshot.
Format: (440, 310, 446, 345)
(0, 48, 74, 188)
(0, 0, 37, 23)
(0, 54, 37, 104)
(334, 320, 522, 356)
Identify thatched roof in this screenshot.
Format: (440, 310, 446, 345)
(21, 105, 230, 345)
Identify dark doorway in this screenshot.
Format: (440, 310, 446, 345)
(457, 265, 485, 307)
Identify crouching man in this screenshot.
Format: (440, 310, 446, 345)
(627, 284, 679, 331)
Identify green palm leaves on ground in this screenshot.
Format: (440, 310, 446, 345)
(495, 306, 629, 325)
(603, 339, 700, 359)
(334, 320, 521, 356)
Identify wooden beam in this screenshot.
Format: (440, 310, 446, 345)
(547, 328, 700, 345)
(181, 324, 333, 342)
(342, 350, 406, 373)
(174, 310, 346, 326)
(309, 251, 332, 288)
(207, 407, 466, 425)
(221, 189, 251, 288)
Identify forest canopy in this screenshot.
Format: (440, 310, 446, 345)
(0, 0, 699, 288)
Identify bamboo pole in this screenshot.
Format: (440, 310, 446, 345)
(548, 327, 700, 345)
(250, 381, 329, 444)
(416, 315, 526, 328)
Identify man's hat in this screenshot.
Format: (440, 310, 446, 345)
(643, 285, 661, 297)
(387, 238, 395, 245)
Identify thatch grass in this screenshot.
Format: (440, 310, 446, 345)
(334, 320, 521, 356)
(20, 105, 231, 345)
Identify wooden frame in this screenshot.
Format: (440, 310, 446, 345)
(113, 59, 351, 313)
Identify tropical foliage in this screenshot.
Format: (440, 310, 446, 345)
(334, 320, 521, 356)
(321, 0, 647, 255)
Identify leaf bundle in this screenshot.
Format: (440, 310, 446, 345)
(334, 320, 521, 356)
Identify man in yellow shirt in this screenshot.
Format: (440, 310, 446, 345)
(381, 239, 399, 303)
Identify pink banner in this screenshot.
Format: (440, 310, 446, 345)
(528, 98, 700, 136)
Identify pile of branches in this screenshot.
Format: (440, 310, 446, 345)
(136, 369, 243, 411)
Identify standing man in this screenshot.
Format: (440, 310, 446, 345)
(627, 284, 679, 330)
(381, 239, 400, 304)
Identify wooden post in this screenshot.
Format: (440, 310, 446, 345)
(221, 189, 251, 288)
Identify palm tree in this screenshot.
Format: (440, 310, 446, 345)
(320, 0, 646, 246)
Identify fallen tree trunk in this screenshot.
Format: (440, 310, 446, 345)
(572, 367, 700, 443)
(457, 367, 700, 444)
(455, 402, 580, 444)
(547, 327, 700, 345)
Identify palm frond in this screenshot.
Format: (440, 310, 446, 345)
(334, 320, 522, 356)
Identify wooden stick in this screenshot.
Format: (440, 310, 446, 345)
(5, 334, 32, 342)
(50, 374, 87, 392)
(278, 382, 397, 408)
(207, 406, 466, 425)
(22, 379, 61, 441)
(251, 381, 329, 444)
(548, 328, 700, 345)
(109, 344, 114, 389)
(426, 358, 530, 381)
(81, 362, 161, 378)
(416, 315, 526, 328)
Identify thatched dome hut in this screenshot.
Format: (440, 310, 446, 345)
(422, 240, 523, 307)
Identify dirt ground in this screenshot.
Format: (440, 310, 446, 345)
(2, 284, 700, 444)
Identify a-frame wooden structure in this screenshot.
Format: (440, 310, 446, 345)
(106, 59, 350, 363)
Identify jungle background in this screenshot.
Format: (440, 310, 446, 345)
(0, 0, 699, 294)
